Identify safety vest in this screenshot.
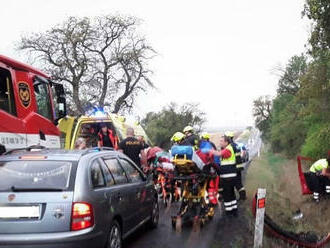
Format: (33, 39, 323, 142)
(219, 144, 237, 178)
(221, 144, 236, 166)
(310, 159, 329, 173)
(98, 130, 118, 150)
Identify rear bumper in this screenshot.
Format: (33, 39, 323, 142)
(0, 227, 105, 248)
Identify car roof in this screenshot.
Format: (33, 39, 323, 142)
(0, 149, 119, 162)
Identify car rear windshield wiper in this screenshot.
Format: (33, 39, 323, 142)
(10, 186, 65, 192)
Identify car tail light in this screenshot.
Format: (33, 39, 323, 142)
(71, 202, 94, 231)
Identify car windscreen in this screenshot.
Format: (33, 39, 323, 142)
(0, 161, 72, 191)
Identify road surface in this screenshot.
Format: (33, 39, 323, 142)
(124, 129, 262, 248)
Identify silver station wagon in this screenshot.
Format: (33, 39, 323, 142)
(0, 148, 159, 248)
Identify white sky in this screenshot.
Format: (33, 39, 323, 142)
(1, 0, 310, 128)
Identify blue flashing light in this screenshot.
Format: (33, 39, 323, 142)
(94, 110, 106, 118)
(89, 107, 107, 118)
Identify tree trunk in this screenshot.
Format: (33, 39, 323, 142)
(72, 84, 84, 114)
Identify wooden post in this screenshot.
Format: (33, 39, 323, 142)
(254, 188, 266, 248)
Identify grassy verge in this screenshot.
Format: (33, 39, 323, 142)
(245, 147, 330, 247)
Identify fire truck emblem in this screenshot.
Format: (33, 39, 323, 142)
(18, 82, 31, 108)
(8, 194, 15, 202)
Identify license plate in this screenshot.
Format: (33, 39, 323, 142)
(0, 206, 40, 219)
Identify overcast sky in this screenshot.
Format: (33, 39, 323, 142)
(1, 0, 310, 129)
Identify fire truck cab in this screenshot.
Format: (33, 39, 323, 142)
(58, 112, 151, 149)
(0, 55, 66, 153)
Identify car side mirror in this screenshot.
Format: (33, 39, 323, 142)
(52, 83, 67, 123)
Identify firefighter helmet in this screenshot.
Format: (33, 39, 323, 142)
(225, 131, 234, 138)
(201, 132, 210, 140)
(183, 126, 194, 133)
(171, 132, 185, 142)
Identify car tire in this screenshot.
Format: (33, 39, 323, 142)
(106, 220, 122, 248)
(147, 199, 159, 229)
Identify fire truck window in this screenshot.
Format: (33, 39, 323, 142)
(34, 83, 53, 121)
(0, 68, 16, 116)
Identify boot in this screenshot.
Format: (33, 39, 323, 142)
(239, 190, 246, 201)
(232, 209, 238, 217)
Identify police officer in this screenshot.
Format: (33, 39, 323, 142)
(225, 131, 246, 201)
(119, 128, 146, 168)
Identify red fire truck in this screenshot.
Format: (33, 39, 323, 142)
(0, 55, 66, 153)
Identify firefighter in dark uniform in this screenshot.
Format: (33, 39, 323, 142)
(306, 153, 330, 202)
(213, 135, 238, 216)
(225, 131, 246, 201)
(183, 126, 199, 150)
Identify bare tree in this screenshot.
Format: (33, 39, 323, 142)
(18, 15, 155, 115)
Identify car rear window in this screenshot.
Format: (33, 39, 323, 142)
(0, 161, 72, 191)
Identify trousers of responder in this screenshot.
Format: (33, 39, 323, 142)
(305, 172, 330, 201)
(232, 142, 246, 201)
(208, 176, 219, 205)
(220, 166, 237, 215)
(235, 167, 246, 200)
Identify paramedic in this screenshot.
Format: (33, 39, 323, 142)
(98, 123, 118, 149)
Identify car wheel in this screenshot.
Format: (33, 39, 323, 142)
(106, 220, 122, 248)
(148, 199, 159, 229)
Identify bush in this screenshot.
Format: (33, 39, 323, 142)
(301, 123, 330, 158)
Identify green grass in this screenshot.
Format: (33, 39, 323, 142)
(245, 151, 277, 195)
(244, 147, 330, 248)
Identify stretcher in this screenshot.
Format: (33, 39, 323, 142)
(170, 146, 215, 230)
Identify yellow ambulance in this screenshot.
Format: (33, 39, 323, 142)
(58, 112, 151, 149)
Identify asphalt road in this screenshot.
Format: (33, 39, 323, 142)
(124, 129, 262, 248)
(124, 201, 223, 248)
